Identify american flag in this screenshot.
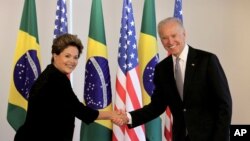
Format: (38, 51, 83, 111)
(53, 0, 68, 38)
(164, 0, 183, 141)
(53, 0, 70, 79)
(174, 0, 183, 22)
(112, 0, 145, 141)
(164, 107, 173, 141)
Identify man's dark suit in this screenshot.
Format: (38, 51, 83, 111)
(129, 46, 232, 141)
(14, 64, 99, 141)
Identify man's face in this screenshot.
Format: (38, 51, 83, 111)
(159, 21, 186, 57)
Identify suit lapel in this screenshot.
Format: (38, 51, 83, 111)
(183, 47, 197, 100)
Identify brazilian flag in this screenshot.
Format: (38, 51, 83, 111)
(138, 0, 162, 140)
(80, 0, 112, 140)
(7, 0, 41, 131)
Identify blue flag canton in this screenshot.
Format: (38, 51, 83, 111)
(143, 55, 159, 96)
(14, 50, 41, 100)
(174, 0, 183, 22)
(54, 0, 68, 38)
(118, 0, 138, 74)
(84, 57, 112, 110)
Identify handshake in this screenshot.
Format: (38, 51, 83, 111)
(108, 110, 129, 126)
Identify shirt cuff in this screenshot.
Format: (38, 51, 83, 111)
(126, 112, 132, 124)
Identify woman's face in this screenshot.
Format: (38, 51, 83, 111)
(53, 45, 79, 74)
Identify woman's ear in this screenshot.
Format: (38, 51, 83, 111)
(52, 53, 57, 61)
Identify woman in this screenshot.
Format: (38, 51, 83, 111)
(14, 34, 122, 141)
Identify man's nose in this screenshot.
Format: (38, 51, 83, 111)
(168, 38, 174, 45)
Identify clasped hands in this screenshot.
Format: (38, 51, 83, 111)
(111, 109, 129, 126)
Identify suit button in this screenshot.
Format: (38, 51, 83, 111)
(183, 109, 186, 112)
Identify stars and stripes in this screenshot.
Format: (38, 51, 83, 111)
(54, 0, 68, 38)
(53, 0, 71, 79)
(113, 0, 145, 141)
(164, 107, 173, 141)
(164, 1, 183, 141)
(174, 0, 183, 22)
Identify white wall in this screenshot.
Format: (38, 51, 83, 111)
(1, 0, 250, 140)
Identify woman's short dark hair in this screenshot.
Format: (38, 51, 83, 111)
(51, 33, 84, 63)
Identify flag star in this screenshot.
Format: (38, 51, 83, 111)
(130, 53, 135, 59)
(127, 40, 130, 45)
(123, 64, 127, 69)
(124, 25, 128, 30)
(62, 8, 65, 13)
(128, 30, 133, 36)
(130, 21, 134, 26)
(179, 10, 183, 15)
(123, 44, 127, 49)
(128, 62, 133, 68)
(123, 54, 127, 59)
(127, 7, 131, 13)
(133, 43, 136, 49)
(61, 17, 65, 23)
(124, 35, 128, 39)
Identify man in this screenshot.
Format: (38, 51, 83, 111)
(117, 17, 232, 141)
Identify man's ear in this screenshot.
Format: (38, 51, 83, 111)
(183, 29, 186, 38)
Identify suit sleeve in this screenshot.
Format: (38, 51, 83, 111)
(70, 92, 99, 124)
(57, 74, 99, 124)
(208, 55, 232, 141)
(129, 65, 168, 128)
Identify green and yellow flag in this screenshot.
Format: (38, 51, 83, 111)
(80, 0, 112, 140)
(138, 0, 162, 140)
(7, 0, 41, 131)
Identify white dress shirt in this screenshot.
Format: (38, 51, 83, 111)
(172, 44, 189, 83)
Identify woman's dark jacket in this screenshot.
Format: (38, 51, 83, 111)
(14, 64, 99, 141)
